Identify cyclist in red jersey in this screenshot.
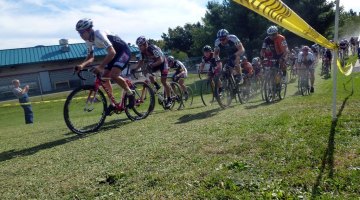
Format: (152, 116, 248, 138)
(260, 25, 289, 81)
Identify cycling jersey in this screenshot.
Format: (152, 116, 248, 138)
(85, 30, 131, 70)
(324, 49, 332, 60)
(214, 35, 241, 59)
(241, 61, 254, 76)
(172, 60, 188, 76)
(297, 52, 315, 68)
(201, 52, 218, 71)
(262, 34, 288, 59)
(139, 44, 168, 77)
(339, 41, 348, 49)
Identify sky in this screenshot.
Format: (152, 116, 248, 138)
(0, 0, 359, 50)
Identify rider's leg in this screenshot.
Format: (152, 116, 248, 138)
(178, 78, 187, 94)
(110, 67, 132, 95)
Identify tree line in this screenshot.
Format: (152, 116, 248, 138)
(151, 0, 360, 61)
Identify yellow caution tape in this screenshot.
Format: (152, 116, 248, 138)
(0, 99, 67, 108)
(232, 0, 336, 50)
(232, 0, 355, 76)
(337, 59, 353, 76)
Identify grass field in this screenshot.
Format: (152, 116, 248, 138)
(0, 64, 359, 199)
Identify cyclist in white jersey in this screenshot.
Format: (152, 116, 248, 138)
(74, 18, 135, 115)
(296, 46, 316, 93)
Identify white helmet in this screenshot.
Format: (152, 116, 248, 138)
(267, 25, 278, 35)
(167, 56, 175, 63)
(136, 36, 147, 46)
(76, 18, 93, 31)
(252, 57, 260, 64)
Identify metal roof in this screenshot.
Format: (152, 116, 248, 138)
(0, 43, 139, 67)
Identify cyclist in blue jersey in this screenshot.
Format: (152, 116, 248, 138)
(74, 18, 135, 115)
(214, 29, 245, 83)
(134, 36, 173, 109)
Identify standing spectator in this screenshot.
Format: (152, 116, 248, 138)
(12, 79, 34, 124)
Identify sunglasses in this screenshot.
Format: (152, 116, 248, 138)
(78, 29, 87, 35)
(219, 37, 227, 41)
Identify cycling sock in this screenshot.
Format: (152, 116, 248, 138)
(154, 82, 161, 90)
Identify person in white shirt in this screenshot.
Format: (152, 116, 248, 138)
(296, 46, 316, 93)
(12, 79, 33, 124)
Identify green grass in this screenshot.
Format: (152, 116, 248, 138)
(0, 66, 359, 199)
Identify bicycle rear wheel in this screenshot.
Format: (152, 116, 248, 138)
(63, 85, 107, 135)
(125, 82, 155, 120)
(200, 79, 215, 106)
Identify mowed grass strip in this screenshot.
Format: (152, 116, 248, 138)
(0, 67, 359, 199)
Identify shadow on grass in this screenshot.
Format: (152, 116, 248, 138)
(0, 118, 131, 163)
(311, 90, 353, 199)
(175, 107, 222, 124)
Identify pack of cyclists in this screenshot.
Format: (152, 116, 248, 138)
(75, 18, 337, 109)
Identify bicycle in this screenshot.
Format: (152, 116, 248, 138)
(297, 67, 311, 96)
(215, 62, 245, 109)
(63, 67, 155, 135)
(321, 57, 331, 78)
(262, 58, 287, 103)
(131, 65, 183, 111)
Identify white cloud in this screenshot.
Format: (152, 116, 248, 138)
(0, 0, 208, 49)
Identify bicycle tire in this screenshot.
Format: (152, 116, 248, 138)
(279, 75, 287, 100)
(215, 74, 233, 109)
(200, 79, 215, 106)
(181, 86, 193, 108)
(125, 82, 155, 120)
(264, 79, 275, 103)
(63, 85, 107, 135)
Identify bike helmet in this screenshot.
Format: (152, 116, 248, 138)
(76, 18, 93, 31)
(252, 57, 260, 64)
(167, 56, 175, 63)
(267, 25, 278, 35)
(217, 29, 229, 38)
(302, 45, 310, 51)
(202, 45, 212, 52)
(136, 36, 147, 46)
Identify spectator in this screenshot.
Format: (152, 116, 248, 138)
(12, 79, 34, 124)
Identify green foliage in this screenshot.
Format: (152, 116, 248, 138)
(162, 0, 336, 59)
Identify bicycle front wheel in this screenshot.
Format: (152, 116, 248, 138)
(200, 79, 215, 106)
(63, 85, 107, 135)
(170, 82, 183, 110)
(215, 75, 233, 109)
(125, 82, 155, 120)
(182, 86, 193, 108)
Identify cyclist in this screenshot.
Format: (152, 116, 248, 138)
(167, 56, 188, 99)
(74, 18, 135, 115)
(241, 56, 254, 94)
(214, 29, 245, 83)
(296, 46, 316, 93)
(134, 36, 172, 109)
(339, 39, 349, 58)
(251, 57, 262, 77)
(322, 48, 332, 73)
(260, 25, 289, 82)
(199, 45, 222, 77)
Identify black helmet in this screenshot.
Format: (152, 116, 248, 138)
(202, 45, 212, 52)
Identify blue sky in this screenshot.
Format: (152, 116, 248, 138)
(0, 0, 358, 50)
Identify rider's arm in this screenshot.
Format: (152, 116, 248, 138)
(234, 43, 245, 67)
(199, 62, 205, 72)
(98, 46, 116, 70)
(150, 56, 164, 68)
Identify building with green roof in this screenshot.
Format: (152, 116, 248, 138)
(0, 40, 139, 100)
